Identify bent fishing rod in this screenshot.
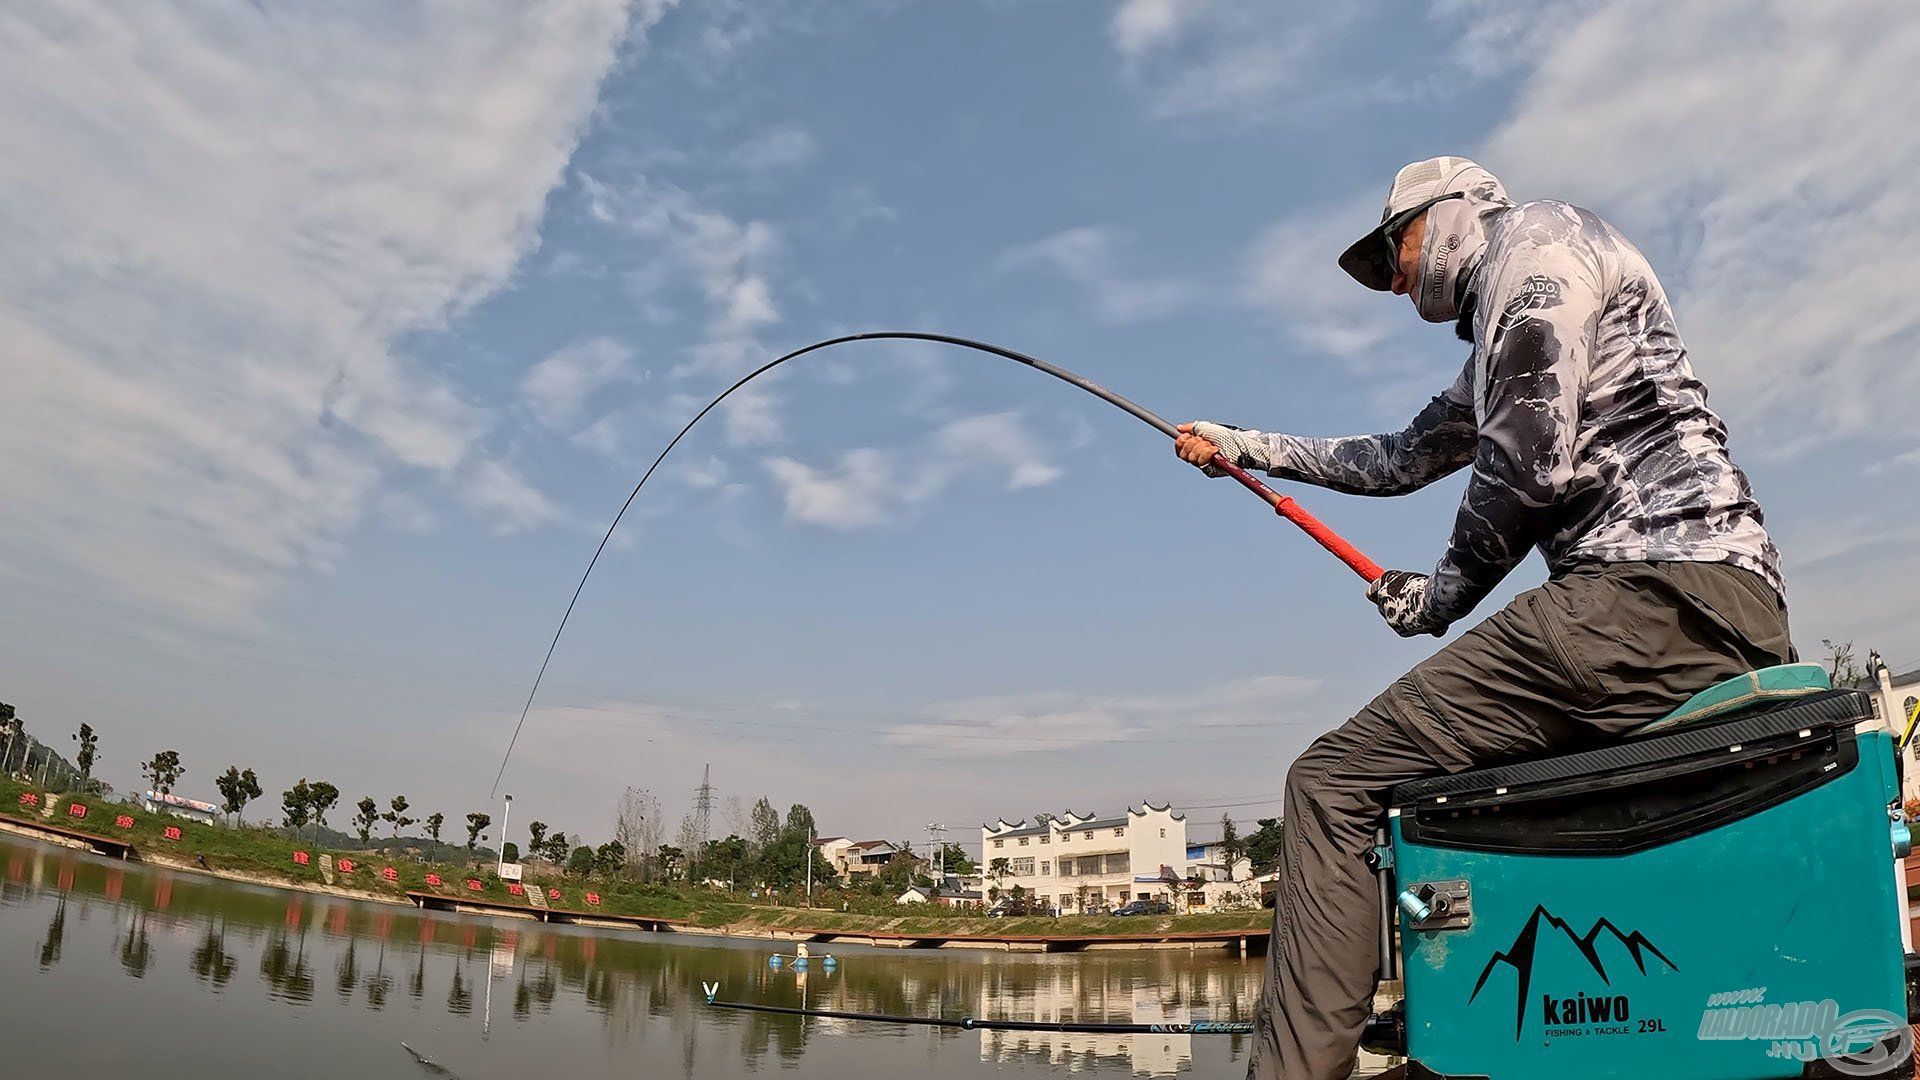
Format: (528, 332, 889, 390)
(490, 332, 1382, 796)
(702, 984, 1254, 1035)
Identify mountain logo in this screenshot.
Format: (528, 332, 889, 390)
(1469, 904, 1678, 1039)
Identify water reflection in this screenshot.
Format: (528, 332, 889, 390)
(190, 919, 237, 990)
(0, 834, 1261, 1077)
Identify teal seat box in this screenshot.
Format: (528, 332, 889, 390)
(1388, 690, 1912, 1079)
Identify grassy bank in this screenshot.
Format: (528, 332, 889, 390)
(0, 777, 1270, 938)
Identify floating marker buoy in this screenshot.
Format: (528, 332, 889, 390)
(769, 955, 782, 968)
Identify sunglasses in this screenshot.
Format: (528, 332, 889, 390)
(1381, 191, 1466, 268)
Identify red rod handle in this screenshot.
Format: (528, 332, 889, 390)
(1209, 454, 1384, 583)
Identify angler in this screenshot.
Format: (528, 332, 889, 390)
(1176, 157, 1791, 1079)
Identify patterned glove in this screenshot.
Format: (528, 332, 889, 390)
(1190, 422, 1272, 476)
(1366, 570, 1450, 638)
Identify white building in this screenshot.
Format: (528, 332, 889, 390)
(1181, 837, 1258, 913)
(981, 804, 1187, 914)
(1861, 654, 1920, 801)
(139, 790, 218, 825)
(814, 836, 855, 876)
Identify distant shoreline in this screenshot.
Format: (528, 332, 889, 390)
(0, 801, 1269, 955)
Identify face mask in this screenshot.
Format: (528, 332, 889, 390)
(1412, 195, 1479, 323)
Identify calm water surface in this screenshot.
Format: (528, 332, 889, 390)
(0, 834, 1260, 1077)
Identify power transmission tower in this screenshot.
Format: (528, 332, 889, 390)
(692, 764, 713, 882)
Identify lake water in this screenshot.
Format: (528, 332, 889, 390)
(0, 833, 1262, 1077)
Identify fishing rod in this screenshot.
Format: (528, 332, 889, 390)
(701, 984, 1254, 1035)
(490, 332, 1382, 796)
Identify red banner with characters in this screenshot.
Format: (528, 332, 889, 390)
(162, 826, 182, 841)
(115, 814, 135, 829)
(68, 803, 87, 819)
(465, 879, 482, 891)
(382, 866, 398, 882)
(337, 859, 355, 874)
(292, 851, 310, 866)
(425, 873, 442, 887)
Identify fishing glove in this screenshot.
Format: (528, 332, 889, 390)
(1366, 570, 1449, 638)
(1189, 421, 1272, 477)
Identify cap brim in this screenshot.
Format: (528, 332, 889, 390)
(1338, 227, 1395, 292)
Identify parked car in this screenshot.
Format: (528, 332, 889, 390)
(1111, 899, 1173, 917)
(985, 898, 1028, 918)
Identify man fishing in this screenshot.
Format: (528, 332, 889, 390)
(1175, 157, 1791, 1080)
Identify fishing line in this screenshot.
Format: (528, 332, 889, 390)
(489, 332, 1379, 797)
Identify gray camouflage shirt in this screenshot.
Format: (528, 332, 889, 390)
(1253, 200, 1781, 627)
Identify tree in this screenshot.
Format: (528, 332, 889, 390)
(1823, 639, 1863, 686)
(988, 858, 1011, 899)
(749, 797, 780, 862)
(595, 840, 627, 876)
(879, 851, 920, 889)
(353, 797, 380, 845)
(464, 812, 491, 865)
(0, 703, 20, 776)
(142, 750, 185, 795)
(527, 821, 548, 862)
(657, 845, 684, 879)
(1219, 815, 1247, 879)
(216, 766, 261, 826)
(676, 813, 704, 882)
(704, 835, 749, 887)
(424, 812, 445, 858)
(936, 842, 976, 876)
(543, 832, 568, 864)
(1246, 817, 1285, 874)
(782, 804, 817, 848)
(566, 846, 595, 877)
(308, 782, 340, 849)
(384, 796, 414, 841)
(282, 780, 312, 834)
(502, 842, 520, 863)
(72, 723, 99, 784)
(614, 788, 660, 878)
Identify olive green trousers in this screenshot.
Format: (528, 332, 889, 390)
(1246, 561, 1793, 1080)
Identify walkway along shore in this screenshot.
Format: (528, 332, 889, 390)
(0, 806, 1270, 955)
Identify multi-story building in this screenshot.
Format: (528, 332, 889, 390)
(981, 803, 1187, 914)
(1855, 653, 1920, 802)
(1181, 836, 1257, 912)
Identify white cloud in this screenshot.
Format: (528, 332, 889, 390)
(932, 413, 1064, 491)
(0, 2, 649, 623)
(1238, 0, 1920, 456)
(579, 171, 788, 444)
(885, 674, 1320, 757)
(765, 449, 895, 529)
(762, 412, 1065, 530)
(1479, 0, 1920, 453)
(1111, 0, 1211, 57)
(521, 336, 638, 430)
(460, 460, 563, 534)
(728, 126, 818, 173)
(1000, 225, 1195, 324)
(1242, 203, 1408, 363)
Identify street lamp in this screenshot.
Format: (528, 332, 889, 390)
(498, 794, 513, 874)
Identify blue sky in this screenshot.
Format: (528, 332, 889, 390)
(3, 1, 1917, 855)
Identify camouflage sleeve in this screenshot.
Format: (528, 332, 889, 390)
(1423, 244, 1603, 625)
(1249, 366, 1478, 496)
